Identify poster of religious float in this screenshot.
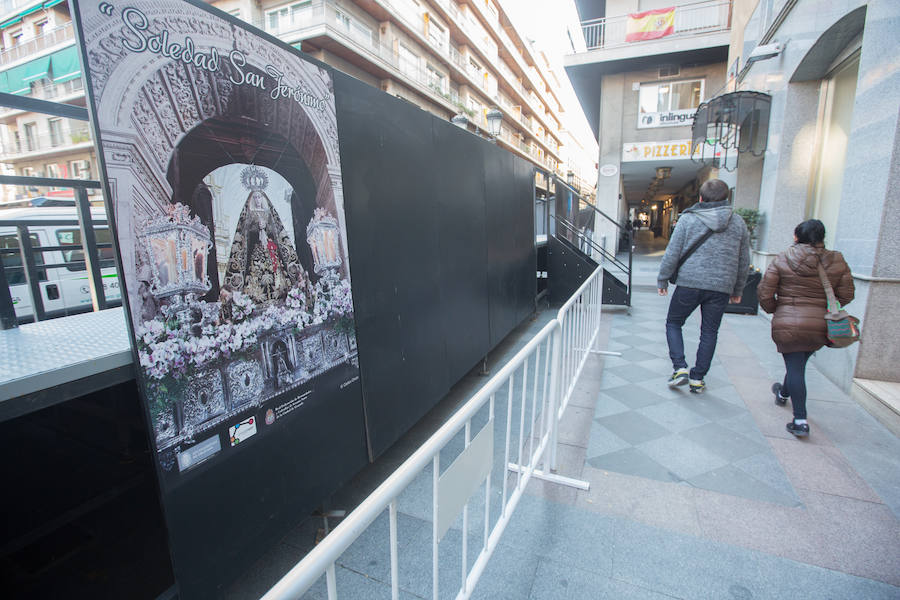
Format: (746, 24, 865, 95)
(73, 0, 359, 484)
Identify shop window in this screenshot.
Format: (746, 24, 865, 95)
(639, 79, 705, 114)
(808, 53, 860, 248)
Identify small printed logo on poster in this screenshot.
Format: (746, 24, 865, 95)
(177, 435, 222, 472)
(229, 416, 258, 446)
(265, 408, 275, 425)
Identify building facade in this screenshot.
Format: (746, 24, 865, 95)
(0, 0, 95, 204)
(725, 0, 899, 414)
(208, 0, 576, 179)
(0, 0, 597, 206)
(565, 0, 733, 254)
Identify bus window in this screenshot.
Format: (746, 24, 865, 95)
(1, 233, 47, 284)
(56, 228, 116, 271)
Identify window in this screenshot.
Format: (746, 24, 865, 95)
(427, 18, 445, 50)
(10, 30, 23, 46)
(426, 64, 445, 93)
(266, 1, 311, 31)
(639, 79, 704, 113)
(23, 122, 37, 152)
(334, 9, 350, 31)
(399, 45, 418, 78)
(48, 118, 63, 147)
(69, 159, 91, 179)
(57, 228, 116, 271)
(45, 163, 60, 178)
(34, 20, 48, 36)
(1, 233, 46, 284)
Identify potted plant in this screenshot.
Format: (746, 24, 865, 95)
(726, 208, 763, 315)
(734, 207, 761, 247)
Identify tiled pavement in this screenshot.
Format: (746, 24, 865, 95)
(227, 246, 900, 599)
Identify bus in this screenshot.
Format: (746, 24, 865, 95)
(0, 206, 122, 322)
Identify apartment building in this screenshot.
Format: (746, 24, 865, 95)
(565, 0, 732, 251)
(209, 0, 571, 179)
(0, 0, 94, 204)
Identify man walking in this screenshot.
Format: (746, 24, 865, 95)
(657, 179, 750, 393)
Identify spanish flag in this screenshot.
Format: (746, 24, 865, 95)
(625, 7, 675, 42)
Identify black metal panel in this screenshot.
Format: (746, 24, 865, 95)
(548, 235, 598, 305)
(484, 145, 519, 347)
(334, 73, 447, 459)
(513, 159, 538, 324)
(165, 375, 366, 598)
(430, 120, 491, 386)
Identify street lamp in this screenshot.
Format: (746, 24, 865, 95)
(566, 171, 575, 187)
(451, 113, 469, 130)
(485, 107, 502, 140)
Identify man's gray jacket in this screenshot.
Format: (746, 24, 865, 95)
(657, 200, 750, 296)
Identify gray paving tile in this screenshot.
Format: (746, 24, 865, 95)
(612, 519, 900, 600)
(606, 363, 661, 383)
(616, 347, 659, 362)
(599, 385, 668, 410)
(638, 434, 729, 481)
(671, 392, 745, 422)
(597, 371, 630, 390)
(587, 447, 680, 483)
(688, 464, 800, 507)
(596, 411, 670, 445)
(680, 422, 767, 462)
(593, 394, 630, 418)
(586, 425, 630, 459)
(500, 494, 616, 575)
(611, 334, 657, 347)
(637, 400, 711, 433)
(528, 558, 676, 600)
(732, 451, 799, 504)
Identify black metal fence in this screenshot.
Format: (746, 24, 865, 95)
(0, 92, 118, 329)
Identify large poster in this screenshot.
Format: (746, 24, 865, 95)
(73, 0, 360, 487)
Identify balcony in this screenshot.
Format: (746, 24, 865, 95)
(580, 0, 731, 51)
(0, 23, 75, 66)
(0, 126, 91, 161)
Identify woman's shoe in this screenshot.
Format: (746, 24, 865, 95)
(772, 382, 788, 406)
(786, 421, 809, 437)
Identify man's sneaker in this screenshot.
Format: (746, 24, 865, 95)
(786, 421, 810, 437)
(772, 382, 788, 406)
(668, 369, 689, 387)
(689, 378, 705, 394)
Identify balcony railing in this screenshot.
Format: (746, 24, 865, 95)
(580, 0, 731, 51)
(0, 23, 75, 66)
(0, 127, 91, 160)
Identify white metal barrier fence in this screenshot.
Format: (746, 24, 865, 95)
(261, 266, 608, 600)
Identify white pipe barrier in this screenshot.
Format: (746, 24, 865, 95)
(260, 265, 605, 600)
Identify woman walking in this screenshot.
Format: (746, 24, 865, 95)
(757, 219, 854, 437)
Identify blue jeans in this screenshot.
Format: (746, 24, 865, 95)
(666, 286, 729, 380)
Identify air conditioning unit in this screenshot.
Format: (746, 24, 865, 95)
(659, 65, 680, 78)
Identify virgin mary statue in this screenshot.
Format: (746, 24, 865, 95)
(222, 166, 306, 304)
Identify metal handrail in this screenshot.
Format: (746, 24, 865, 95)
(553, 215, 629, 276)
(261, 266, 605, 600)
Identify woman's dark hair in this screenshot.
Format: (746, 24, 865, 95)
(794, 219, 826, 244)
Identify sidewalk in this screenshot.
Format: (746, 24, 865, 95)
(226, 249, 900, 599)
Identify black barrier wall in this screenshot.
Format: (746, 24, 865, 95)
(335, 73, 536, 459)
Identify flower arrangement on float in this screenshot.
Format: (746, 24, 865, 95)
(138, 270, 353, 421)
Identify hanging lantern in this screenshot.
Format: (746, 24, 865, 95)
(141, 202, 213, 298)
(306, 207, 342, 274)
(691, 91, 771, 172)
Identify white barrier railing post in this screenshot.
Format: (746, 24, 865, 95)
(547, 325, 562, 471)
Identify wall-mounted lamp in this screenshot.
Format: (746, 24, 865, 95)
(746, 42, 783, 64)
(451, 114, 469, 130)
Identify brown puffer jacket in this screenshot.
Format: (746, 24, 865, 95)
(758, 243, 854, 353)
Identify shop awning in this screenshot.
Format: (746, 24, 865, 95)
(22, 55, 51, 82)
(50, 45, 81, 83)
